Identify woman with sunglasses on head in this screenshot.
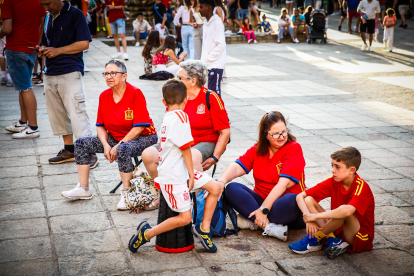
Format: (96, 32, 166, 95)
(61, 60, 158, 211)
(218, 111, 306, 241)
(277, 8, 296, 43)
(152, 35, 187, 75)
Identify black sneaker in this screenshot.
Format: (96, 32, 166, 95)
(403, 24, 408, 29)
(338, 25, 342, 31)
(32, 73, 40, 80)
(90, 154, 99, 169)
(34, 79, 44, 86)
(49, 149, 75, 164)
(399, 24, 403, 28)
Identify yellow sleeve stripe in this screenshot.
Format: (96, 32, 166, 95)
(211, 92, 224, 110)
(356, 235, 369, 241)
(354, 179, 364, 196)
(299, 174, 305, 191)
(357, 232, 368, 237)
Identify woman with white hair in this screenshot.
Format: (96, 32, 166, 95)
(141, 60, 230, 209)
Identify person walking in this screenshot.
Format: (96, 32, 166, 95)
(393, 0, 413, 28)
(1, 0, 46, 139)
(105, 0, 128, 60)
(357, 0, 380, 51)
(38, 0, 98, 168)
(193, 2, 205, 60)
(174, 0, 195, 60)
(199, 0, 226, 97)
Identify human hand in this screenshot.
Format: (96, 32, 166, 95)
(40, 47, 61, 58)
(36, 46, 45, 58)
(306, 222, 321, 237)
(249, 208, 267, 229)
(201, 157, 216, 171)
(104, 144, 113, 163)
(109, 144, 119, 161)
(177, 23, 181, 27)
(303, 213, 318, 223)
(188, 176, 194, 191)
(238, 7, 242, 11)
(161, 24, 165, 29)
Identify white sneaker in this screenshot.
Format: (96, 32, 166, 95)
(84, 65, 90, 72)
(361, 44, 368, 51)
(369, 46, 373, 52)
(62, 183, 93, 200)
(5, 121, 27, 133)
(237, 214, 258, 230)
(248, 39, 253, 44)
(117, 188, 129, 211)
(123, 53, 129, 60)
(221, 77, 228, 84)
(1, 76, 7, 85)
(237, 28, 242, 34)
(294, 38, 300, 43)
(135, 42, 140, 47)
(6, 78, 13, 87)
(112, 52, 123, 59)
(12, 125, 40, 139)
(262, 223, 288, 241)
(254, 40, 257, 44)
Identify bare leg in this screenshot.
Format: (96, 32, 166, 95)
(18, 91, 28, 123)
(347, 17, 352, 32)
(339, 16, 345, 27)
(21, 89, 37, 127)
(120, 172, 133, 188)
(200, 180, 224, 231)
(120, 33, 127, 53)
(304, 196, 329, 227)
(401, 13, 406, 25)
(356, 17, 360, 32)
(141, 146, 159, 179)
(113, 33, 120, 52)
(77, 164, 91, 187)
(368, 33, 373, 46)
(361, 32, 367, 45)
(145, 210, 192, 239)
(294, 26, 298, 39)
(190, 148, 203, 172)
(342, 214, 360, 245)
(62, 134, 74, 146)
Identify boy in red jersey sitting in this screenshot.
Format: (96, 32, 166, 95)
(289, 146, 375, 259)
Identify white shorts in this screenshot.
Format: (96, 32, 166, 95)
(159, 170, 212, 213)
(155, 23, 166, 39)
(0, 37, 6, 58)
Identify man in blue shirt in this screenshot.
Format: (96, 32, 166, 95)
(292, 8, 308, 43)
(38, 0, 97, 167)
(344, 0, 361, 34)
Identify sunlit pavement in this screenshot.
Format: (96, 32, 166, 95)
(0, 10, 414, 275)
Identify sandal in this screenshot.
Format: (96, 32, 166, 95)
(144, 198, 159, 211)
(106, 35, 113, 39)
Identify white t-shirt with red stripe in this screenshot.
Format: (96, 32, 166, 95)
(157, 110, 195, 185)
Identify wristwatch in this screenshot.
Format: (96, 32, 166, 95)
(260, 206, 269, 215)
(118, 141, 125, 145)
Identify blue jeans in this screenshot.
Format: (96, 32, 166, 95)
(5, 49, 37, 92)
(278, 26, 294, 40)
(181, 24, 194, 60)
(304, 0, 313, 7)
(225, 182, 306, 229)
(133, 30, 149, 39)
(109, 18, 126, 34)
(238, 9, 249, 20)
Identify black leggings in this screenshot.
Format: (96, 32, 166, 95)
(225, 182, 305, 229)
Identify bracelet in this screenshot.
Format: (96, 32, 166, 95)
(210, 155, 219, 162)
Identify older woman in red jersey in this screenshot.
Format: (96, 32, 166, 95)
(62, 60, 158, 210)
(218, 111, 306, 241)
(141, 59, 230, 208)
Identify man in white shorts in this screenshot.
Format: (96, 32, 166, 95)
(153, 0, 167, 39)
(128, 79, 224, 254)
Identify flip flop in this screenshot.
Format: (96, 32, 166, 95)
(144, 198, 159, 211)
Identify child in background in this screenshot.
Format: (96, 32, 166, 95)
(256, 14, 275, 34)
(142, 30, 161, 74)
(128, 79, 224, 254)
(383, 8, 397, 52)
(242, 17, 257, 44)
(133, 12, 152, 47)
(374, 15, 380, 41)
(289, 147, 375, 259)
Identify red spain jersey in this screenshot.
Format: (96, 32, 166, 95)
(105, 0, 125, 23)
(236, 141, 306, 200)
(96, 82, 156, 141)
(306, 174, 375, 244)
(184, 87, 230, 145)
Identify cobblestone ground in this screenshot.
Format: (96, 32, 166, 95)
(1, 14, 414, 275)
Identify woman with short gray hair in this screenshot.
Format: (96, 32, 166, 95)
(61, 60, 158, 210)
(141, 60, 230, 209)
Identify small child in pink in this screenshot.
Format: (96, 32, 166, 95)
(374, 16, 380, 42)
(241, 17, 257, 44)
(383, 8, 397, 52)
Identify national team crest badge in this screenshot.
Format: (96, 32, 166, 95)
(125, 108, 133, 120)
(183, 191, 190, 201)
(276, 162, 283, 175)
(197, 104, 205, 114)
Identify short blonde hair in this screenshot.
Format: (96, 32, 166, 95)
(331, 147, 361, 171)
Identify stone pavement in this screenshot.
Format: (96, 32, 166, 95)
(1, 20, 414, 276)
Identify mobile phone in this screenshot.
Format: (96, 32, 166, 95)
(28, 47, 39, 52)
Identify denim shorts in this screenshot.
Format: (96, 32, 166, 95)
(5, 49, 37, 92)
(238, 9, 249, 20)
(109, 18, 126, 34)
(133, 30, 149, 39)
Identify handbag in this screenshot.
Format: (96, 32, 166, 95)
(125, 169, 160, 213)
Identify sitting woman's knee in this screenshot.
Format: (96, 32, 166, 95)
(116, 143, 129, 157)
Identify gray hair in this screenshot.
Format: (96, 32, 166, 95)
(180, 60, 208, 87)
(105, 59, 127, 73)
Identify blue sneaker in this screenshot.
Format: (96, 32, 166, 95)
(289, 234, 322, 254)
(325, 237, 349, 259)
(128, 221, 151, 253)
(192, 224, 217, 253)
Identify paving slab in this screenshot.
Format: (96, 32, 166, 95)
(50, 212, 112, 234)
(0, 218, 49, 240)
(376, 225, 414, 252)
(142, 267, 210, 276)
(47, 198, 105, 217)
(0, 259, 56, 276)
(0, 236, 52, 263)
(208, 262, 279, 275)
(370, 178, 414, 192)
(393, 191, 414, 205)
(375, 206, 414, 225)
(0, 202, 46, 220)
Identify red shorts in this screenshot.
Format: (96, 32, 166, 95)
(340, 226, 373, 253)
(347, 10, 360, 19)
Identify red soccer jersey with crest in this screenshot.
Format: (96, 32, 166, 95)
(305, 174, 375, 243)
(96, 82, 156, 141)
(236, 141, 306, 199)
(184, 87, 230, 145)
(105, 0, 125, 23)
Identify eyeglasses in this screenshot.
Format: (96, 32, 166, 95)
(177, 75, 192, 81)
(102, 71, 125, 78)
(268, 129, 290, 139)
